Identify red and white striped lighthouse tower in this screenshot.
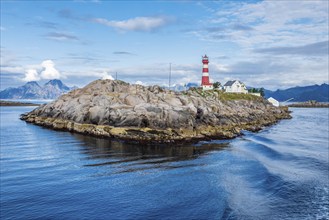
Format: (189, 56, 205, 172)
(201, 55, 213, 90)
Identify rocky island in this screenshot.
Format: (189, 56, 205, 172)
(0, 100, 40, 106)
(20, 80, 291, 144)
(288, 100, 329, 108)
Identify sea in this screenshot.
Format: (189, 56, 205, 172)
(0, 106, 328, 220)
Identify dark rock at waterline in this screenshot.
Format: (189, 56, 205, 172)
(20, 79, 291, 143)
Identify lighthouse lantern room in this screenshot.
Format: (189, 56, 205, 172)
(201, 55, 213, 90)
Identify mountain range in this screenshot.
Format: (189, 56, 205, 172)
(0, 79, 77, 99)
(1, 80, 328, 102)
(165, 82, 199, 91)
(264, 83, 329, 102)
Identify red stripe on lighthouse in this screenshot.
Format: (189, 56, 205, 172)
(202, 76, 210, 85)
(201, 55, 212, 87)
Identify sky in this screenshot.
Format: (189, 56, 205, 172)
(1, 0, 328, 90)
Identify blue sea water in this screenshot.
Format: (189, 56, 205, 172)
(0, 107, 328, 220)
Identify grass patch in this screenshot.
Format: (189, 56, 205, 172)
(189, 87, 215, 98)
(187, 87, 264, 101)
(218, 91, 263, 101)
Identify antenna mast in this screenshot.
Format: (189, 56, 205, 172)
(169, 63, 171, 90)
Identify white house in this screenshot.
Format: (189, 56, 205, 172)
(223, 80, 248, 94)
(267, 97, 280, 107)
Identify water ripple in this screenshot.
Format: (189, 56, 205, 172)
(1, 107, 328, 220)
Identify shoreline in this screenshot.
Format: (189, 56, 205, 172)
(20, 110, 291, 144)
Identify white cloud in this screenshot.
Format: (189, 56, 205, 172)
(18, 60, 62, 82)
(0, 65, 24, 74)
(197, 0, 328, 48)
(91, 69, 115, 80)
(23, 69, 40, 82)
(93, 16, 173, 32)
(40, 60, 61, 79)
(212, 63, 230, 73)
(102, 74, 114, 80)
(134, 80, 147, 86)
(45, 32, 79, 41)
(219, 56, 329, 90)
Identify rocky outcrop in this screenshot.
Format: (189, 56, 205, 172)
(20, 79, 291, 143)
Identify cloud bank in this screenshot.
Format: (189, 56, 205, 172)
(254, 41, 329, 56)
(195, 0, 328, 49)
(40, 60, 61, 79)
(23, 69, 40, 82)
(189, 1, 329, 89)
(22, 60, 62, 82)
(134, 80, 147, 86)
(102, 74, 114, 80)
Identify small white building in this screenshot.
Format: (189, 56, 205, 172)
(250, 93, 261, 97)
(267, 97, 280, 107)
(223, 80, 248, 94)
(202, 84, 213, 91)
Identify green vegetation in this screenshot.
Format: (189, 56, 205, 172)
(190, 87, 206, 97)
(215, 90, 264, 101)
(198, 89, 219, 99)
(248, 87, 265, 97)
(213, 81, 221, 89)
(188, 87, 264, 101)
(116, 80, 130, 85)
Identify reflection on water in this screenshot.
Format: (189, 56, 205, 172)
(73, 133, 229, 174)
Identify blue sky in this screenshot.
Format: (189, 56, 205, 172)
(1, 0, 328, 90)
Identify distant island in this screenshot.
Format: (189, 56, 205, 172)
(288, 101, 329, 108)
(21, 79, 291, 144)
(0, 100, 40, 106)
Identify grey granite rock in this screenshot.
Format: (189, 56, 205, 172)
(21, 79, 291, 143)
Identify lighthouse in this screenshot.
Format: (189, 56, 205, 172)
(201, 55, 213, 90)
